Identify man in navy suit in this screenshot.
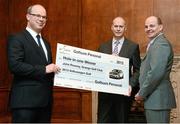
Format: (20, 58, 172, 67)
(97, 17, 141, 123)
(7, 4, 60, 123)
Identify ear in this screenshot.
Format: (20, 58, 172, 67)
(111, 24, 113, 31)
(124, 26, 127, 31)
(159, 24, 163, 31)
(26, 14, 30, 21)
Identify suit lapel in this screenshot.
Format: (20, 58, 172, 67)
(23, 30, 48, 63)
(142, 54, 147, 61)
(119, 39, 129, 57)
(43, 37, 52, 64)
(142, 34, 164, 61)
(105, 40, 113, 54)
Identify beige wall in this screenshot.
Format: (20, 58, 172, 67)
(170, 55, 180, 122)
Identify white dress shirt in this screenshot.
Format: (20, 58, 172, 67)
(26, 27, 48, 61)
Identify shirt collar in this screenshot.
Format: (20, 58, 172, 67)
(113, 37, 125, 44)
(26, 27, 42, 38)
(149, 32, 163, 45)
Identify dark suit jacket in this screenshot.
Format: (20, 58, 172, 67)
(7, 29, 54, 108)
(98, 38, 141, 100)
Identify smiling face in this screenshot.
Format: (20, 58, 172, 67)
(145, 16, 163, 40)
(26, 5, 47, 33)
(111, 17, 126, 40)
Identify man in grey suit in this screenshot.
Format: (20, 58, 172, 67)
(97, 17, 141, 123)
(7, 4, 60, 122)
(135, 16, 176, 123)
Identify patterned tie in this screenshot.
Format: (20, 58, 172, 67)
(113, 41, 120, 55)
(36, 35, 46, 57)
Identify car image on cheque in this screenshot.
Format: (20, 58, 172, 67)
(109, 69, 124, 79)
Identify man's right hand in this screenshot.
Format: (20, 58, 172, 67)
(46, 63, 61, 73)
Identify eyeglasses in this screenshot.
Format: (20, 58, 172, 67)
(29, 13, 47, 20)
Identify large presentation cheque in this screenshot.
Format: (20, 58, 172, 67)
(54, 43, 129, 95)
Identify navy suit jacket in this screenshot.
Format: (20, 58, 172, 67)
(98, 38, 141, 100)
(7, 29, 54, 108)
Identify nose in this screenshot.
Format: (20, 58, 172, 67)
(117, 26, 121, 31)
(145, 26, 151, 31)
(147, 26, 151, 30)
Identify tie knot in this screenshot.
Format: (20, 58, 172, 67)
(115, 40, 120, 45)
(36, 34, 40, 39)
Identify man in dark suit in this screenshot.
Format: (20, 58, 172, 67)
(97, 17, 141, 123)
(7, 4, 60, 123)
(135, 16, 176, 123)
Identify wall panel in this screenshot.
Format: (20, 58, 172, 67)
(0, 0, 10, 88)
(52, 88, 92, 123)
(45, 0, 82, 60)
(128, 0, 153, 52)
(153, 0, 180, 53)
(81, 0, 153, 52)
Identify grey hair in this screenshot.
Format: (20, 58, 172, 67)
(27, 5, 33, 14)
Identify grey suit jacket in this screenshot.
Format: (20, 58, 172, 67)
(139, 34, 176, 110)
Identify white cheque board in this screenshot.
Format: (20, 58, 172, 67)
(54, 43, 129, 95)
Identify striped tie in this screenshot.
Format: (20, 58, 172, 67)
(113, 41, 120, 55)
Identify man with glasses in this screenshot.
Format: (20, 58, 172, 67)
(7, 4, 60, 122)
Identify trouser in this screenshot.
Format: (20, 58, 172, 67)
(97, 96, 131, 123)
(12, 104, 52, 123)
(145, 109, 170, 123)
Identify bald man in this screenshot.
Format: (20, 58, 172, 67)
(7, 4, 60, 122)
(97, 17, 141, 123)
(135, 16, 176, 123)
